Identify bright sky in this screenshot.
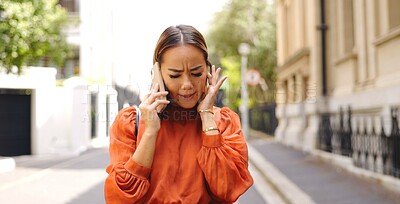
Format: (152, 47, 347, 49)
(111, 0, 229, 98)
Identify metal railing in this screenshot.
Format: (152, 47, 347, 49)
(318, 106, 400, 178)
(249, 103, 278, 136)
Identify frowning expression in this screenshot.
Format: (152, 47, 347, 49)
(160, 45, 208, 109)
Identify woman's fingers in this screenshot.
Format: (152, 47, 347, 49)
(143, 83, 166, 101)
(140, 83, 169, 113)
(152, 82, 161, 92)
(141, 83, 160, 102)
(212, 66, 217, 84)
(214, 68, 222, 85)
(207, 72, 212, 82)
(148, 98, 170, 110)
(142, 92, 168, 106)
(150, 91, 168, 100)
(215, 76, 228, 90)
(208, 65, 225, 87)
(208, 65, 220, 86)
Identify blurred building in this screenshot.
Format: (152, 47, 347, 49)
(275, 0, 400, 153)
(0, 1, 119, 157)
(58, 0, 81, 79)
(61, 0, 119, 147)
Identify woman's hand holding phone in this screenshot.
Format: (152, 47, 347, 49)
(150, 62, 167, 113)
(197, 65, 227, 112)
(139, 82, 169, 135)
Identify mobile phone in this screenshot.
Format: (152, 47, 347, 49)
(151, 62, 167, 113)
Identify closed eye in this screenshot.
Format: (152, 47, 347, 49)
(167, 65, 204, 78)
(192, 72, 203, 77)
(169, 75, 180, 78)
(169, 72, 202, 78)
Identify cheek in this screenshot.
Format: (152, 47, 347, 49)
(196, 77, 207, 92)
(164, 80, 178, 94)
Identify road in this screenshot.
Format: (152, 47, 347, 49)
(0, 147, 271, 204)
(0, 148, 108, 204)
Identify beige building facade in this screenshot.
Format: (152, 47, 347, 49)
(275, 0, 400, 151)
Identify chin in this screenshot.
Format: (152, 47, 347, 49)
(176, 101, 197, 109)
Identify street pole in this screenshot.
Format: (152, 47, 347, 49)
(238, 43, 250, 139)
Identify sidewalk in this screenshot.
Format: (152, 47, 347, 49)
(0, 157, 15, 174)
(248, 130, 400, 204)
(0, 147, 109, 204)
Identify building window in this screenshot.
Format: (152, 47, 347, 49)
(58, 0, 79, 13)
(343, 0, 354, 54)
(388, 0, 400, 30)
(333, 0, 355, 57)
(284, 2, 290, 59)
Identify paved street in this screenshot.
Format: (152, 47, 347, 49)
(4, 134, 399, 204)
(0, 148, 109, 204)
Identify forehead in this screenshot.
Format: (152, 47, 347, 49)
(162, 45, 204, 64)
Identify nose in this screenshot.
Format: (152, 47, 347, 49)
(181, 75, 194, 90)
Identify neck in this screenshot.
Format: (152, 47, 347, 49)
(159, 104, 199, 121)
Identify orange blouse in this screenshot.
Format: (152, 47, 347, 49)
(104, 105, 253, 203)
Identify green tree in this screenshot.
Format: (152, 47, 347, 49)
(206, 0, 276, 111)
(0, 0, 71, 74)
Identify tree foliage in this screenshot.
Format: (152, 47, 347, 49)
(0, 0, 71, 74)
(206, 0, 277, 111)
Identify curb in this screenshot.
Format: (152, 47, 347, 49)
(309, 149, 400, 196)
(247, 162, 287, 204)
(248, 144, 316, 204)
(0, 157, 15, 174)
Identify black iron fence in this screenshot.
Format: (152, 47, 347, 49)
(318, 106, 400, 178)
(249, 103, 278, 136)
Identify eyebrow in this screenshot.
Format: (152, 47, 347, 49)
(168, 65, 203, 73)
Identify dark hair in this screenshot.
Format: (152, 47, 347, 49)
(153, 25, 211, 67)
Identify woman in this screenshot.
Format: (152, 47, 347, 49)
(104, 24, 253, 203)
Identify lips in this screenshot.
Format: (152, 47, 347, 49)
(178, 92, 196, 101)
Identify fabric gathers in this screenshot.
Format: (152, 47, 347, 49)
(104, 106, 253, 203)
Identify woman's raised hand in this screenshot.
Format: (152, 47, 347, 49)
(139, 83, 169, 135)
(197, 65, 228, 112)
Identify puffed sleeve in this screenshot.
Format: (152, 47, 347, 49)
(196, 107, 254, 202)
(104, 106, 151, 203)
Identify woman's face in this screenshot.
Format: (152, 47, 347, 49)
(160, 45, 208, 109)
